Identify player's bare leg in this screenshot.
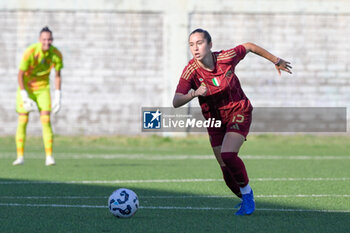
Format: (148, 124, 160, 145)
(40, 111, 55, 166)
(221, 132, 255, 215)
(221, 132, 245, 153)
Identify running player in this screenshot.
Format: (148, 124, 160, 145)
(173, 28, 292, 215)
(13, 26, 63, 166)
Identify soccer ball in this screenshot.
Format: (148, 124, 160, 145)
(108, 188, 139, 218)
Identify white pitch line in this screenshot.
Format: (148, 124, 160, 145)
(0, 202, 105, 208)
(0, 153, 350, 160)
(254, 208, 350, 213)
(143, 194, 350, 198)
(0, 196, 108, 199)
(0, 177, 349, 184)
(0, 178, 221, 184)
(0, 202, 349, 213)
(251, 178, 350, 181)
(141, 206, 350, 213)
(243, 155, 350, 160)
(0, 194, 349, 199)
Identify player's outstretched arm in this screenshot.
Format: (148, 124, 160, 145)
(242, 42, 292, 75)
(173, 85, 207, 108)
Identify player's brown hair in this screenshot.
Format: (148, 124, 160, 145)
(189, 28, 212, 44)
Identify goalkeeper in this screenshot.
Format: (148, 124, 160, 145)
(13, 26, 63, 166)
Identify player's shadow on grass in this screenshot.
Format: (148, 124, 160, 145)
(0, 178, 349, 233)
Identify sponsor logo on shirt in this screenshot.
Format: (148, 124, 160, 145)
(225, 70, 232, 78)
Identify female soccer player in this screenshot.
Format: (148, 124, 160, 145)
(12, 27, 63, 166)
(173, 28, 292, 215)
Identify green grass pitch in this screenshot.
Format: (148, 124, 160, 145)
(0, 134, 349, 233)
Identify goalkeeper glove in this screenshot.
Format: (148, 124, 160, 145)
(20, 90, 37, 112)
(52, 90, 61, 114)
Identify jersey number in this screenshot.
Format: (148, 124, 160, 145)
(232, 114, 244, 123)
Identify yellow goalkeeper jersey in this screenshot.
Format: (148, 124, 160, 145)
(19, 42, 63, 91)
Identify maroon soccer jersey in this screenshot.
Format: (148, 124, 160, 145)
(176, 45, 253, 125)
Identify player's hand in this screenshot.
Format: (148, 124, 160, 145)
(193, 84, 207, 97)
(20, 90, 37, 112)
(52, 90, 61, 114)
(275, 58, 292, 75)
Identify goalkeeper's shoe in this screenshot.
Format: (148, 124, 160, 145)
(45, 156, 56, 166)
(13, 157, 24, 166)
(235, 190, 255, 216)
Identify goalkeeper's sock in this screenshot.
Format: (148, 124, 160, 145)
(221, 152, 249, 187)
(220, 166, 242, 198)
(16, 114, 28, 157)
(40, 115, 53, 156)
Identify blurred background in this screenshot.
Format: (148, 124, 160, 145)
(0, 0, 349, 135)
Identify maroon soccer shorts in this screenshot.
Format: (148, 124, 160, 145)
(207, 110, 252, 147)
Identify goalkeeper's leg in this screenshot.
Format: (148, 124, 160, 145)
(40, 112, 55, 165)
(13, 114, 29, 165)
(36, 89, 55, 165)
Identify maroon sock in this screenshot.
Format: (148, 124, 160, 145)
(221, 152, 249, 187)
(220, 166, 242, 198)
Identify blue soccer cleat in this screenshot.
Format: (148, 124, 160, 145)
(234, 200, 242, 209)
(235, 190, 255, 216)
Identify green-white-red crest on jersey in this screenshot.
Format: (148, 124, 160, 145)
(212, 77, 219, 86)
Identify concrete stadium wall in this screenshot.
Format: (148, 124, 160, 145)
(0, 0, 349, 135)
